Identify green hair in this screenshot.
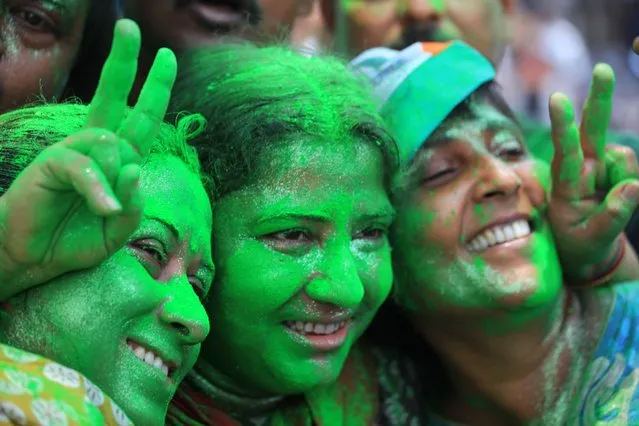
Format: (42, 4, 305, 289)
(0, 103, 210, 196)
(169, 42, 399, 200)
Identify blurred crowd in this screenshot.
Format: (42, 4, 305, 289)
(284, 0, 639, 133)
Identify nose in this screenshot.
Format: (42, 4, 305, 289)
(403, 0, 444, 23)
(157, 279, 210, 345)
(305, 241, 365, 309)
(472, 155, 522, 202)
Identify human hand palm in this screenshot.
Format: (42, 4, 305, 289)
(546, 64, 639, 281)
(0, 20, 178, 299)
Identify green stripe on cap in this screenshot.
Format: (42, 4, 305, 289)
(380, 42, 496, 164)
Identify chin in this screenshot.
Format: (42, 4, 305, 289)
(123, 406, 163, 426)
(277, 355, 346, 395)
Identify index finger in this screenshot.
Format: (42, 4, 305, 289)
(550, 92, 584, 200)
(579, 63, 615, 160)
(85, 19, 141, 131)
(117, 48, 177, 157)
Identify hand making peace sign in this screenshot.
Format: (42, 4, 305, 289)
(0, 19, 177, 300)
(546, 63, 639, 283)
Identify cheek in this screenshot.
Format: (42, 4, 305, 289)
(356, 249, 393, 308)
(213, 243, 309, 315)
(417, 191, 464, 253)
(0, 51, 71, 101)
(518, 161, 549, 208)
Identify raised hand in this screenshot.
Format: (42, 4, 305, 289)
(0, 19, 177, 300)
(546, 63, 639, 283)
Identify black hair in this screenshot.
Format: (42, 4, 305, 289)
(169, 41, 399, 200)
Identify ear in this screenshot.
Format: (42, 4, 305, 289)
(500, 0, 517, 16)
(319, 0, 336, 30)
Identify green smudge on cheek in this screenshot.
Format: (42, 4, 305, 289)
(443, 209, 456, 229)
(521, 223, 563, 307)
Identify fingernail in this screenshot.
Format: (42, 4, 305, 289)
(104, 195, 123, 213)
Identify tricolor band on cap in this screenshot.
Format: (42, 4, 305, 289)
(350, 41, 496, 165)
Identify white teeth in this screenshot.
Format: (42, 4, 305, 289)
(485, 229, 497, 246)
(466, 219, 531, 253)
(153, 357, 164, 369)
(127, 342, 171, 378)
(134, 347, 145, 359)
(285, 320, 347, 336)
(314, 324, 326, 334)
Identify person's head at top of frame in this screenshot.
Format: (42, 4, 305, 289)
(0, 0, 117, 112)
(319, 0, 516, 66)
(119, 0, 313, 50)
(118, 0, 312, 103)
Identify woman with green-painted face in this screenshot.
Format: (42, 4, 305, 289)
(166, 43, 426, 425)
(352, 42, 639, 425)
(0, 20, 214, 425)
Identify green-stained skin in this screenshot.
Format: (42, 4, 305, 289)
(392, 100, 563, 327)
(0, 156, 213, 425)
(196, 138, 395, 398)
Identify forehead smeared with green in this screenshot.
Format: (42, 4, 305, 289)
(0, 103, 209, 196)
(393, 82, 520, 194)
(169, 42, 398, 200)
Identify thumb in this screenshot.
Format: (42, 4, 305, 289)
(585, 179, 639, 243)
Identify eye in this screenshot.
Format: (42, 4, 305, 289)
(188, 277, 207, 301)
(421, 166, 459, 187)
(262, 229, 314, 253)
(267, 230, 312, 243)
(354, 227, 387, 241)
(11, 7, 57, 33)
(420, 153, 461, 187)
(131, 239, 168, 278)
(493, 139, 526, 161)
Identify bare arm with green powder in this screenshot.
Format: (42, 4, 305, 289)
(543, 63, 639, 286)
(0, 19, 177, 301)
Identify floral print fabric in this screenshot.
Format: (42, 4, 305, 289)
(0, 344, 132, 426)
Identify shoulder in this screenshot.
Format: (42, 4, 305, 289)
(0, 344, 132, 426)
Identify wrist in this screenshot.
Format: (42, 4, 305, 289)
(565, 235, 626, 286)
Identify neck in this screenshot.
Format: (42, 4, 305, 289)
(190, 358, 284, 418)
(416, 290, 593, 425)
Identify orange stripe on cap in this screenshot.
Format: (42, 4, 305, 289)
(420, 42, 452, 56)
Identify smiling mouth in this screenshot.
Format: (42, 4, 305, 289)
(284, 320, 348, 335)
(126, 339, 177, 379)
(466, 219, 533, 252)
(284, 320, 352, 351)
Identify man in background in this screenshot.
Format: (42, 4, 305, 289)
(120, 0, 310, 101)
(319, 0, 639, 249)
